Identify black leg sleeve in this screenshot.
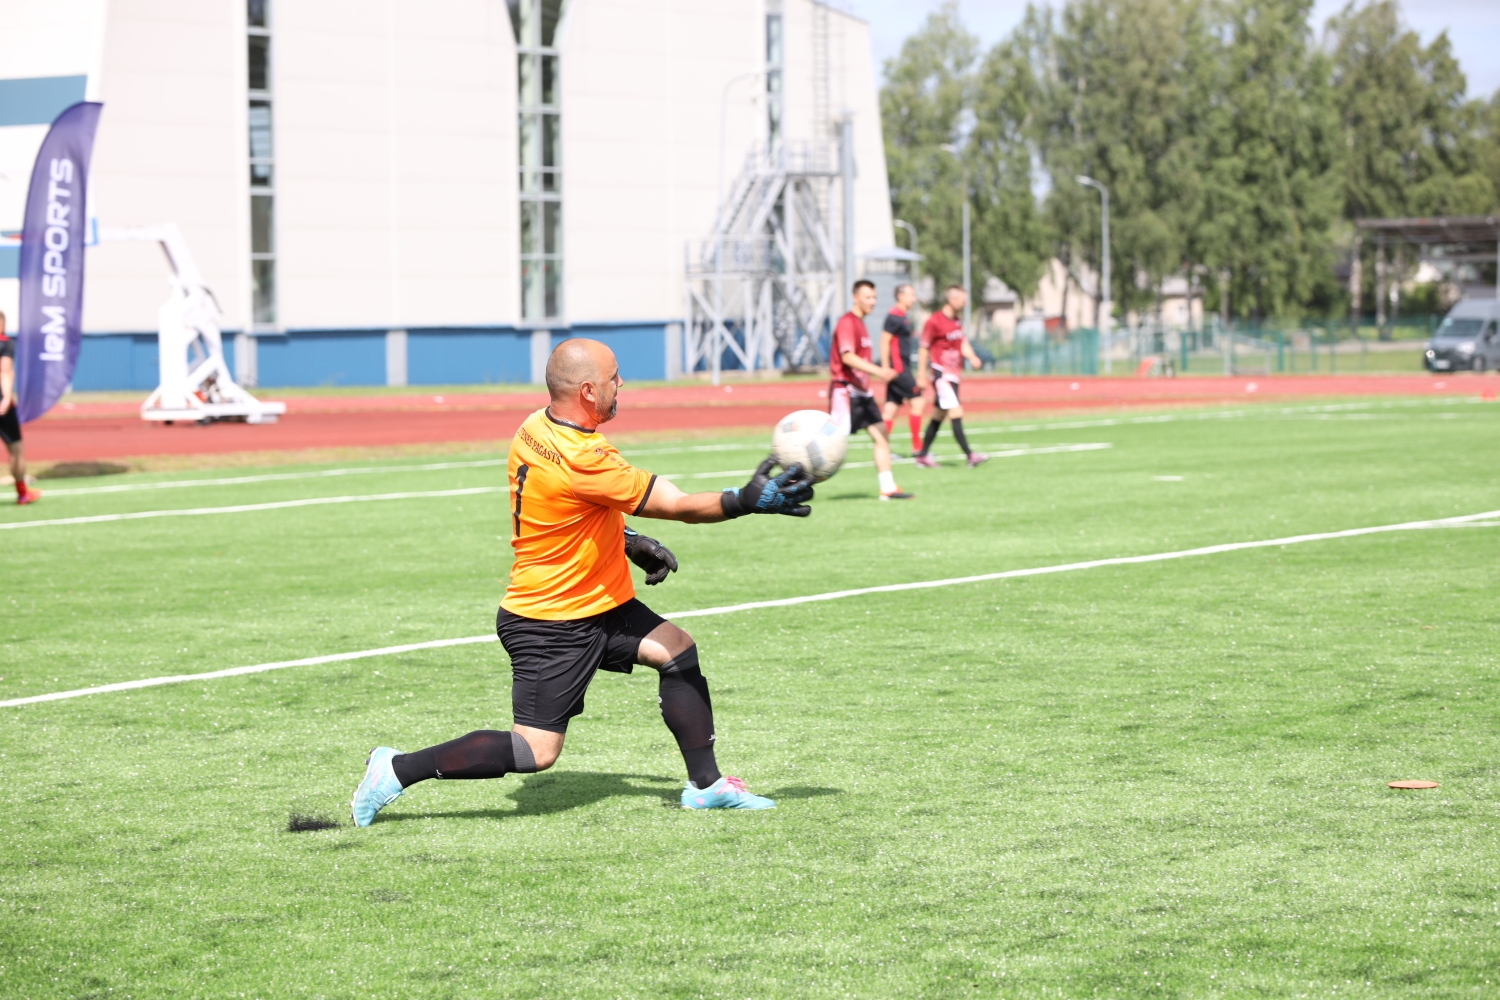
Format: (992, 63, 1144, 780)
(950, 417, 972, 457)
(392, 729, 518, 787)
(658, 664, 722, 789)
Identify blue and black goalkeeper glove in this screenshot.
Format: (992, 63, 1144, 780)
(623, 527, 678, 585)
(720, 457, 815, 518)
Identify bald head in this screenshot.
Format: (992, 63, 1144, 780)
(546, 338, 613, 400)
(545, 338, 622, 426)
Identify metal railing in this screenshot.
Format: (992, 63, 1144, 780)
(971, 315, 1441, 377)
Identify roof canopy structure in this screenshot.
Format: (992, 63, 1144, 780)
(1356, 216, 1500, 245)
(1356, 216, 1499, 297)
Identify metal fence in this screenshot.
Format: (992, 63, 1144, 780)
(976, 315, 1439, 377)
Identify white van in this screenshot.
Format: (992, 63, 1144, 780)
(1425, 299, 1500, 372)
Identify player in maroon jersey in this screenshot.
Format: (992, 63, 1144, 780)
(830, 281, 913, 500)
(913, 285, 988, 468)
(0, 312, 40, 505)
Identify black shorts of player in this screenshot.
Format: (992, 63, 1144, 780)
(496, 598, 667, 733)
(885, 370, 919, 405)
(833, 382, 884, 434)
(0, 405, 19, 447)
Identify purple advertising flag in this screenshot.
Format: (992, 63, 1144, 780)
(16, 101, 102, 424)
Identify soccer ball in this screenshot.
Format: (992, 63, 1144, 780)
(771, 408, 849, 483)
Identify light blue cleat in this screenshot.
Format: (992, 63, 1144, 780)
(681, 775, 776, 810)
(351, 747, 405, 827)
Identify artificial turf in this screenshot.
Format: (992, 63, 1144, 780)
(2, 397, 1498, 998)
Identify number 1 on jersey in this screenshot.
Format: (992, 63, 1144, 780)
(512, 463, 529, 536)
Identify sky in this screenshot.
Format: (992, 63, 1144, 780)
(842, 0, 1500, 99)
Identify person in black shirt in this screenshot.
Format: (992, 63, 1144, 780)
(0, 312, 41, 505)
(879, 284, 928, 453)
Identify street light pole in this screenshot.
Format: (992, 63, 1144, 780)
(1076, 175, 1111, 375)
(894, 218, 918, 285)
(718, 69, 768, 209)
(710, 68, 769, 387)
(941, 144, 972, 332)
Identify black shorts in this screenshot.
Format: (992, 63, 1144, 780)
(496, 598, 667, 733)
(885, 370, 919, 405)
(830, 383, 883, 434)
(0, 406, 19, 446)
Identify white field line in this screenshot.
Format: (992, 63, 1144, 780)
(31, 399, 1484, 498)
(0, 488, 505, 531)
(4, 447, 1107, 530)
(660, 443, 1113, 481)
(0, 636, 501, 707)
(42, 458, 509, 496)
(6, 506, 1497, 709)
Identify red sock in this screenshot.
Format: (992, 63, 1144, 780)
(14, 481, 24, 499)
(883, 419, 893, 435)
(908, 414, 922, 450)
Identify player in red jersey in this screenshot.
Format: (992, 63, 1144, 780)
(830, 281, 913, 500)
(0, 312, 40, 505)
(914, 285, 988, 468)
(879, 283, 927, 453)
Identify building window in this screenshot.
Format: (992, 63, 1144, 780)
(247, 0, 276, 325)
(510, 0, 564, 320)
(766, 5, 783, 145)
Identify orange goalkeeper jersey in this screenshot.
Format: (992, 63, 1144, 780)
(501, 408, 658, 620)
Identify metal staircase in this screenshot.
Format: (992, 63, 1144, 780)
(684, 141, 841, 379)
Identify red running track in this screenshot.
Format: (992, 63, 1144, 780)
(25, 374, 1494, 462)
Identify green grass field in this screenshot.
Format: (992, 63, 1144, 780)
(3, 399, 1498, 998)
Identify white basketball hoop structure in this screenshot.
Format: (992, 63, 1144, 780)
(98, 224, 285, 424)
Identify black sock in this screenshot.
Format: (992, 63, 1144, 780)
(951, 418, 972, 457)
(658, 663, 721, 789)
(391, 729, 535, 787)
(918, 419, 942, 457)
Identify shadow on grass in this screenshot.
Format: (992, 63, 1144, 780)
(378, 771, 679, 823)
(766, 785, 843, 800)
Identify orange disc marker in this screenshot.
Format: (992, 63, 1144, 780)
(1388, 780, 1439, 789)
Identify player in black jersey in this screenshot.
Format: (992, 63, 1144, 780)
(879, 284, 927, 454)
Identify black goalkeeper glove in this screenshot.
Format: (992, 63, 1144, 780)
(720, 457, 815, 518)
(623, 527, 679, 585)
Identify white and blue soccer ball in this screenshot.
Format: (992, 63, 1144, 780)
(771, 409, 849, 483)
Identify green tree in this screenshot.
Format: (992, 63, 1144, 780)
(879, 0, 1493, 324)
(1021, 0, 1215, 315)
(879, 2, 979, 295)
(1329, 0, 1494, 219)
(1196, 0, 1342, 318)
(967, 10, 1052, 302)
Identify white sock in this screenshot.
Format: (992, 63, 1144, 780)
(878, 470, 897, 494)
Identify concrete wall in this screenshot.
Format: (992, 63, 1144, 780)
(274, 0, 516, 331)
(85, 0, 246, 333)
(561, 0, 762, 324)
(8, 0, 888, 391)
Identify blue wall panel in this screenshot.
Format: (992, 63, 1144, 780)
(64, 323, 669, 390)
(407, 329, 530, 385)
(72, 334, 160, 391)
(566, 323, 666, 381)
(0, 75, 89, 127)
(257, 330, 385, 387)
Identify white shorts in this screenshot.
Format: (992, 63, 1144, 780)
(932, 370, 961, 411)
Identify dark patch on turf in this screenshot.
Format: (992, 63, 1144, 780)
(38, 460, 130, 479)
(287, 813, 341, 832)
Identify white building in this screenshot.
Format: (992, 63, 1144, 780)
(0, 0, 891, 388)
